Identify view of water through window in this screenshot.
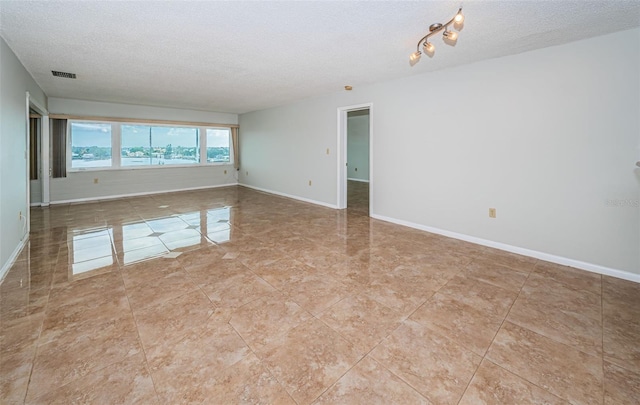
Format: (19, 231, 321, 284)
(70, 121, 231, 169)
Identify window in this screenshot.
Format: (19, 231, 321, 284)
(121, 125, 199, 167)
(70, 122, 112, 169)
(206, 129, 231, 163)
(67, 119, 233, 171)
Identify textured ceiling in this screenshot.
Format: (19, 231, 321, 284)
(1, 1, 639, 114)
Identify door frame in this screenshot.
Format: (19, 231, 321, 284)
(336, 102, 373, 212)
(26, 92, 49, 219)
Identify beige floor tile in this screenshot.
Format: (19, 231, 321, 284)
(486, 322, 603, 405)
(0, 313, 43, 357)
(459, 359, 568, 405)
(206, 353, 295, 404)
(410, 292, 506, 356)
(175, 245, 225, 270)
(119, 256, 184, 288)
(146, 319, 251, 403)
(183, 257, 251, 288)
(437, 275, 518, 316)
(261, 318, 362, 404)
(604, 361, 640, 405)
(202, 273, 277, 309)
(27, 315, 142, 401)
(1, 374, 30, 405)
(1, 347, 36, 392)
(362, 280, 431, 318)
(7, 185, 639, 402)
(320, 294, 404, 353)
(315, 356, 430, 404)
(463, 258, 530, 291)
(370, 319, 482, 404)
(39, 290, 131, 346)
(603, 312, 640, 374)
(134, 289, 215, 350)
(125, 268, 199, 310)
(603, 275, 640, 307)
(26, 353, 158, 405)
(250, 257, 318, 290)
(508, 278, 603, 356)
(475, 250, 538, 272)
(532, 261, 601, 295)
(229, 291, 311, 353)
(281, 273, 353, 316)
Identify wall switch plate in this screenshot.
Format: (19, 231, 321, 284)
(489, 208, 496, 218)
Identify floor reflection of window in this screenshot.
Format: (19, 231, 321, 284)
(70, 209, 234, 272)
(118, 221, 169, 265)
(205, 207, 231, 243)
(70, 228, 114, 278)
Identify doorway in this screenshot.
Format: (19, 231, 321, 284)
(346, 109, 370, 214)
(26, 93, 49, 216)
(28, 112, 42, 205)
(337, 103, 372, 214)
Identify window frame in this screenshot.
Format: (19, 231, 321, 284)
(67, 119, 233, 172)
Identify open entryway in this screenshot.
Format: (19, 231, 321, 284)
(337, 103, 372, 215)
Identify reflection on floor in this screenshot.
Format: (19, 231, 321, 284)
(347, 179, 369, 216)
(1, 186, 639, 403)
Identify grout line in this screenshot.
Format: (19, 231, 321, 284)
(22, 239, 61, 402)
(117, 265, 162, 402)
(456, 260, 534, 404)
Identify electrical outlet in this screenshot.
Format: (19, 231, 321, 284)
(489, 208, 496, 218)
(308, 180, 312, 186)
(93, 178, 99, 184)
(18, 211, 22, 220)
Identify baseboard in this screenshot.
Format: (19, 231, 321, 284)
(48, 183, 238, 205)
(347, 178, 370, 183)
(239, 183, 338, 209)
(371, 213, 640, 283)
(0, 238, 28, 285)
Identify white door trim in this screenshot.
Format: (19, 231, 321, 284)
(336, 102, 373, 211)
(26, 93, 50, 210)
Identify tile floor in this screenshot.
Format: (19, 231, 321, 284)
(1, 183, 639, 404)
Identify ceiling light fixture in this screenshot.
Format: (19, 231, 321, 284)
(410, 7, 464, 66)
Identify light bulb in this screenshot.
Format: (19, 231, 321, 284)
(409, 51, 421, 65)
(444, 31, 458, 41)
(454, 12, 464, 24)
(423, 42, 435, 53)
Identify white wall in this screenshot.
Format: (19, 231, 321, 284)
(48, 98, 237, 125)
(0, 37, 47, 276)
(347, 110, 369, 182)
(46, 98, 239, 203)
(239, 28, 640, 277)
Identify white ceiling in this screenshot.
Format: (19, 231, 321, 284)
(1, 1, 639, 114)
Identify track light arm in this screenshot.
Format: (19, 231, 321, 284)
(409, 7, 464, 65)
(414, 8, 462, 53)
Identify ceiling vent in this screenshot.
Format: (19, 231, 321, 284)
(51, 70, 76, 79)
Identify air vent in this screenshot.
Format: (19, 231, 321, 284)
(51, 70, 76, 79)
